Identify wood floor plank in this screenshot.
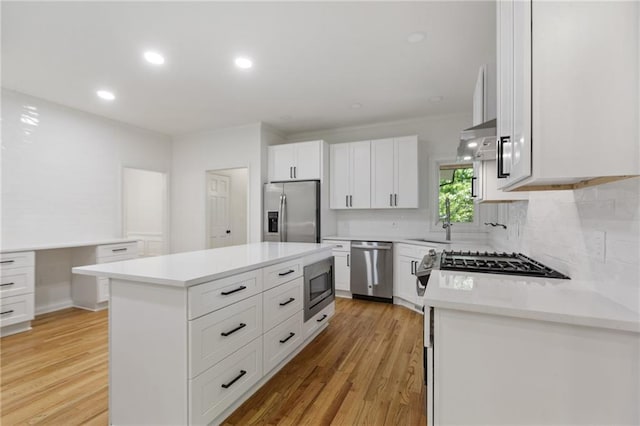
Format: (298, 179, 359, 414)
(1, 298, 426, 425)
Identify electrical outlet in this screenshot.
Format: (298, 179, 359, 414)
(584, 231, 606, 263)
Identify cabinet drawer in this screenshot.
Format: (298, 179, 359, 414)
(396, 243, 436, 259)
(263, 311, 303, 374)
(0, 267, 35, 298)
(303, 301, 335, 340)
(188, 269, 262, 320)
(0, 293, 34, 327)
(97, 277, 109, 303)
(189, 337, 262, 426)
(189, 294, 263, 378)
(263, 259, 303, 291)
(263, 277, 303, 332)
(0, 251, 35, 271)
(96, 242, 138, 261)
(322, 240, 351, 252)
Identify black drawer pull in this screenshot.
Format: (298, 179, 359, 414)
(279, 332, 296, 344)
(316, 314, 328, 323)
(0, 260, 15, 264)
(111, 248, 127, 252)
(0, 310, 14, 315)
(220, 285, 246, 296)
(279, 297, 295, 306)
(0, 282, 15, 287)
(221, 370, 247, 389)
(221, 323, 246, 337)
(278, 269, 295, 277)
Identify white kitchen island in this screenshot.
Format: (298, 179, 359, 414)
(73, 242, 334, 426)
(424, 271, 640, 426)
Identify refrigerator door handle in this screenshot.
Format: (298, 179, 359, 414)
(281, 193, 287, 242)
(278, 194, 284, 242)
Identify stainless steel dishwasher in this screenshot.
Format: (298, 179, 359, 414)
(350, 241, 393, 302)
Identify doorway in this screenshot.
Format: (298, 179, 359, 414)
(122, 168, 169, 256)
(206, 168, 248, 249)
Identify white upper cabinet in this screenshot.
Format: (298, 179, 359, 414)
(330, 141, 371, 209)
(473, 160, 527, 203)
(371, 136, 418, 209)
(268, 140, 322, 182)
(497, 0, 639, 191)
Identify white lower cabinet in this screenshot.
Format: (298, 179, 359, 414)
(109, 253, 334, 425)
(190, 336, 263, 425)
(394, 243, 436, 308)
(263, 310, 303, 373)
(0, 251, 35, 336)
(72, 242, 138, 310)
(322, 239, 351, 294)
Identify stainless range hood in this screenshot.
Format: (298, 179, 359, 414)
(457, 119, 497, 161)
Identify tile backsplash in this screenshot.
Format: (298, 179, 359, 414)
(490, 178, 640, 312)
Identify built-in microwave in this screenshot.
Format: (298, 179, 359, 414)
(303, 257, 334, 321)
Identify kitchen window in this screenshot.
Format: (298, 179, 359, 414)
(438, 163, 475, 224)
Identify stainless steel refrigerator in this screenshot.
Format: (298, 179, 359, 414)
(263, 181, 320, 243)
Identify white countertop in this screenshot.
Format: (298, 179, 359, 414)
(72, 242, 331, 288)
(425, 270, 640, 333)
(1, 238, 139, 254)
(323, 235, 492, 251)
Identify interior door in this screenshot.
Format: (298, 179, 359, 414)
(206, 173, 231, 248)
(349, 141, 371, 209)
(370, 138, 395, 209)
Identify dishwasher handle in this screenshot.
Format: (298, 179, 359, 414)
(351, 244, 392, 250)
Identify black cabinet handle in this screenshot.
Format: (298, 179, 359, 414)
(345, 195, 348, 207)
(0, 310, 14, 315)
(112, 248, 127, 252)
(226, 230, 231, 234)
(0, 282, 15, 287)
(350, 195, 353, 207)
(221, 370, 247, 389)
(316, 314, 328, 323)
(220, 323, 246, 337)
(497, 136, 510, 178)
(220, 285, 247, 296)
(289, 167, 293, 179)
(0, 260, 15, 264)
(279, 332, 296, 344)
(347, 254, 350, 267)
(394, 194, 398, 206)
(390, 194, 393, 206)
(471, 176, 477, 198)
(279, 297, 295, 306)
(294, 166, 297, 178)
(278, 269, 295, 277)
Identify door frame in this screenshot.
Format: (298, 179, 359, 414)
(121, 166, 171, 255)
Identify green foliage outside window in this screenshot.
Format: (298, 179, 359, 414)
(439, 167, 474, 223)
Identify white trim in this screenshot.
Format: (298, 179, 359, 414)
(35, 300, 74, 315)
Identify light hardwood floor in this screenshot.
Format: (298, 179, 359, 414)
(1, 298, 426, 425)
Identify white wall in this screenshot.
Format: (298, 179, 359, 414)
(171, 123, 264, 253)
(211, 168, 248, 246)
(123, 168, 166, 235)
(1, 89, 172, 248)
(1, 89, 172, 313)
(489, 178, 640, 312)
(287, 114, 492, 240)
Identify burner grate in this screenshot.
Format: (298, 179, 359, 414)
(440, 250, 570, 279)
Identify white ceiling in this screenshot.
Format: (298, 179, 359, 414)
(1, 1, 496, 136)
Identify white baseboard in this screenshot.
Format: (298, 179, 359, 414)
(393, 297, 424, 314)
(35, 300, 74, 315)
(335, 290, 352, 299)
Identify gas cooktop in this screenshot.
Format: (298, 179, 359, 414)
(440, 250, 570, 279)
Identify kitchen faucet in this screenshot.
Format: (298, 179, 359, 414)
(441, 197, 452, 241)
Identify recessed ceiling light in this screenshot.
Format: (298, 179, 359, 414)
(407, 32, 426, 43)
(351, 103, 362, 109)
(463, 156, 472, 161)
(96, 90, 115, 101)
(430, 96, 444, 103)
(467, 141, 478, 148)
(144, 51, 165, 65)
(235, 57, 253, 69)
